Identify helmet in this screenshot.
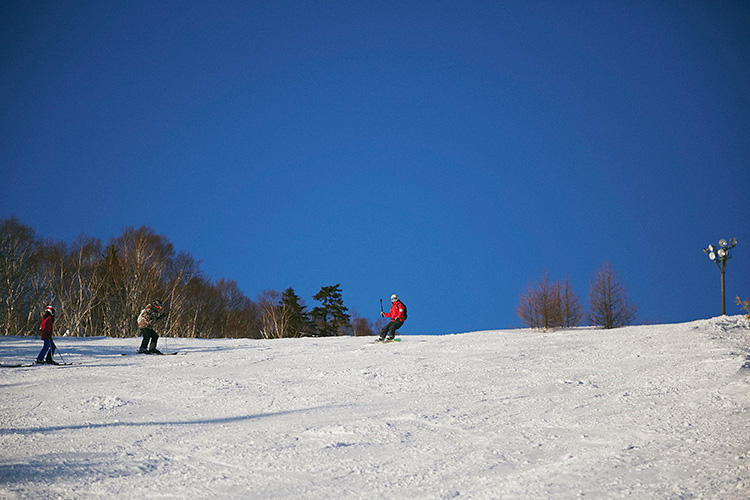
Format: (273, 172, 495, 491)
(152, 300, 163, 309)
(391, 294, 399, 302)
(45, 305, 55, 316)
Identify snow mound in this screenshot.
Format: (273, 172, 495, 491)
(84, 396, 129, 411)
(690, 315, 750, 356)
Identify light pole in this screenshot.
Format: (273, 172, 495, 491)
(703, 237, 738, 315)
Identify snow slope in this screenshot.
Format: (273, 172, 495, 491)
(1, 317, 748, 499)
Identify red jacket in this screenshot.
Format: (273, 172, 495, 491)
(40, 315, 54, 340)
(384, 300, 406, 322)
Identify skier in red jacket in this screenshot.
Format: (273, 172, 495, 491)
(36, 306, 59, 364)
(377, 294, 407, 341)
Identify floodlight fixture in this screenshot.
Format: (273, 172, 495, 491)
(703, 237, 738, 315)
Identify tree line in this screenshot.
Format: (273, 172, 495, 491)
(517, 263, 637, 329)
(0, 218, 381, 338)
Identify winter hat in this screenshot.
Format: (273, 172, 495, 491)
(391, 294, 399, 302)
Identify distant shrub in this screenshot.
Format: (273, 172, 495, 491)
(737, 296, 750, 319)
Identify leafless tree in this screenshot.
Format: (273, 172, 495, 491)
(183, 276, 222, 338)
(589, 262, 636, 328)
(110, 226, 173, 337)
(161, 252, 200, 337)
(40, 236, 105, 336)
(517, 272, 558, 329)
(258, 289, 294, 339)
(0, 218, 263, 339)
(25, 239, 59, 326)
(216, 279, 254, 338)
(517, 272, 582, 330)
(558, 275, 583, 327)
(0, 218, 43, 335)
(351, 311, 374, 336)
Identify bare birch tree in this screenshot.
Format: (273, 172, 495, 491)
(161, 252, 200, 337)
(258, 290, 293, 339)
(0, 218, 261, 339)
(111, 226, 173, 337)
(0, 218, 42, 335)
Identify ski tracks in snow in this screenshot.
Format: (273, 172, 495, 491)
(1, 318, 748, 498)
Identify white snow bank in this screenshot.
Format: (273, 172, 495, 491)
(1, 317, 748, 499)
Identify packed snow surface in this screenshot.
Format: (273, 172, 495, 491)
(2, 317, 749, 499)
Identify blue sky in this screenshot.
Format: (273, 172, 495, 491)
(2, 1, 749, 334)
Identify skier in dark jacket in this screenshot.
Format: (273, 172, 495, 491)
(377, 294, 407, 341)
(36, 306, 59, 364)
(137, 300, 165, 354)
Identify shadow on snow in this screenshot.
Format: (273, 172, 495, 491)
(0, 405, 347, 436)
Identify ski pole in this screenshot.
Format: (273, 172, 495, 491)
(56, 346, 68, 364)
(380, 298, 383, 314)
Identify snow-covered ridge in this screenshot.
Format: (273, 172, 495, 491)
(1, 317, 748, 499)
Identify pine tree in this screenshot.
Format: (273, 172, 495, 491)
(311, 284, 351, 336)
(97, 244, 127, 337)
(281, 287, 311, 337)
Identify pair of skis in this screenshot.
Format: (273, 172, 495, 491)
(1, 351, 182, 367)
(120, 351, 180, 356)
(0, 362, 74, 368)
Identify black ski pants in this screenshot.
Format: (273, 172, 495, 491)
(379, 320, 404, 339)
(139, 328, 158, 351)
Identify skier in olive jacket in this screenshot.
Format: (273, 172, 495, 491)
(137, 300, 165, 354)
(377, 294, 407, 341)
(36, 306, 59, 364)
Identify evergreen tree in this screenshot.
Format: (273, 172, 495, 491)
(98, 244, 127, 337)
(281, 287, 311, 337)
(311, 284, 351, 336)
